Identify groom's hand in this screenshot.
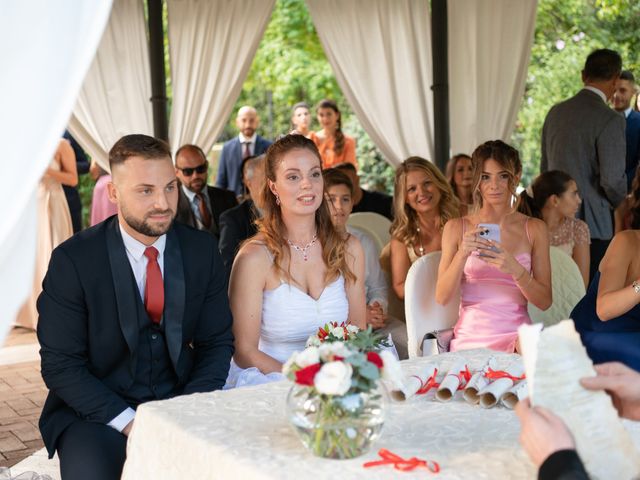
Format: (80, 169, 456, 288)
(123, 420, 134, 437)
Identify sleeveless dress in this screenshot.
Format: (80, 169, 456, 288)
(16, 156, 73, 330)
(225, 266, 349, 388)
(572, 272, 640, 371)
(449, 220, 532, 353)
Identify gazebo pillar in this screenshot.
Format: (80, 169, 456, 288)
(148, 0, 169, 141)
(431, 0, 450, 171)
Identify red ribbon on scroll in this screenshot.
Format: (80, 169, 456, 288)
(414, 368, 440, 395)
(485, 368, 526, 382)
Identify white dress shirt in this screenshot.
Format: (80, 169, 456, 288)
(583, 85, 607, 103)
(624, 107, 632, 118)
(108, 223, 167, 432)
(238, 132, 257, 156)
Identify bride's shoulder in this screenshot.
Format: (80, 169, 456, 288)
(235, 235, 272, 268)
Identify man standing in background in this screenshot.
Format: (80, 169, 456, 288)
(612, 70, 640, 192)
(216, 106, 271, 197)
(541, 49, 627, 280)
(63, 130, 90, 233)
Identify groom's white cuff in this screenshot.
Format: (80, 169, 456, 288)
(108, 407, 136, 432)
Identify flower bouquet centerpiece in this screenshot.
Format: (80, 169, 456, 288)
(283, 324, 401, 459)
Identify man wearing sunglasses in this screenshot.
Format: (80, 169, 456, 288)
(175, 144, 237, 238)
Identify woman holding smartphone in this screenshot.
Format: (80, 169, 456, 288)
(436, 140, 552, 352)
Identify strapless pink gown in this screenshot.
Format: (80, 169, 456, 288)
(449, 252, 531, 353)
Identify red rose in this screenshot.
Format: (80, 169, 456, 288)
(295, 363, 322, 386)
(367, 351, 383, 369)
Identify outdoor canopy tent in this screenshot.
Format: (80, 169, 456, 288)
(1, 0, 537, 339)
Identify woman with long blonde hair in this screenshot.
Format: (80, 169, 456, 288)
(388, 157, 459, 299)
(226, 134, 366, 388)
(436, 140, 551, 353)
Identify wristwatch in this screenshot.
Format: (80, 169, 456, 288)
(632, 280, 640, 294)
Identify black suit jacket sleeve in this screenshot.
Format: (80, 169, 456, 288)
(218, 209, 242, 277)
(37, 248, 130, 424)
(182, 239, 234, 394)
(538, 450, 589, 480)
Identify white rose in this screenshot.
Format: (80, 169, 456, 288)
(314, 361, 353, 396)
(296, 346, 320, 368)
(330, 326, 346, 339)
(346, 324, 360, 335)
(305, 335, 321, 347)
(318, 342, 352, 361)
(380, 350, 403, 387)
(282, 351, 299, 375)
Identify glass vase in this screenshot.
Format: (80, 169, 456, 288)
(286, 383, 386, 459)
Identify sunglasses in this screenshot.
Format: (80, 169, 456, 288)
(177, 162, 208, 176)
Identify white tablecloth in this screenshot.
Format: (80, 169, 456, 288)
(121, 349, 640, 479)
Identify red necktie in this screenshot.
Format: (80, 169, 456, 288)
(196, 193, 212, 229)
(243, 142, 251, 159)
(144, 247, 164, 324)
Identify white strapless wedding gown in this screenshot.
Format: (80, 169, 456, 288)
(225, 275, 349, 388)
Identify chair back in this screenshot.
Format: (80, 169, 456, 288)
(404, 251, 460, 358)
(347, 212, 391, 253)
(528, 246, 586, 327)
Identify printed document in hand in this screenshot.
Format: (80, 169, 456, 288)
(518, 319, 640, 480)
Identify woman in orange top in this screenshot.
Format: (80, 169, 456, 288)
(310, 99, 357, 169)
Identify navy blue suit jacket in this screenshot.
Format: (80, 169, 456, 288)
(625, 110, 640, 191)
(37, 217, 234, 456)
(215, 136, 271, 196)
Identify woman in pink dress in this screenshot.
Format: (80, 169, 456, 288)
(436, 140, 552, 352)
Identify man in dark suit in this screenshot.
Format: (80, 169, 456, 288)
(335, 162, 393, 220)
(62, 130, 90, 233)
(37, 134, 234, 480)
(612, 70, 640, 192)
(215, 106, 271, 196)
(541, 49, 627, 280)
(219, 155, 264, 277)
(175, 144, 237, 238)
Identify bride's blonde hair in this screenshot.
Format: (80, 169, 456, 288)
(257, 134, 355, 284)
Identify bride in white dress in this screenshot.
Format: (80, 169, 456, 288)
(226, 134, 366, 388)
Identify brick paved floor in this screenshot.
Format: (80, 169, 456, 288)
(0, 328, 46, 468)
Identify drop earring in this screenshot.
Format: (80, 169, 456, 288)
(274, 192, 281, 205)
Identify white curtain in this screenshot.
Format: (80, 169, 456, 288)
(306, 0, 434, 166)
(167, 0, 276, 155)
(68, 0, 153, 170)
(448, 0, 537, 155)
(0, 0, 112, 338)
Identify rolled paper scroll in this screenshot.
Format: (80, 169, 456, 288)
(500, 380, 527, 409)
(478, 362, 525, 409)
(390, 364, 438, 401)
(435, 359, 469, 402)
(463, 356, 497, 405)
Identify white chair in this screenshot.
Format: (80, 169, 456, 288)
(528, 246, 586, 327)
(347, 212, 391, 253)
(404, 251, 460, 358)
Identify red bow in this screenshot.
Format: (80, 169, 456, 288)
(414, 368, 439, 395)
(363, 448, 440, 473)
(485, 368, 526, 382)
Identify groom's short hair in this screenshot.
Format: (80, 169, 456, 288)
(109, 134, 171, 172)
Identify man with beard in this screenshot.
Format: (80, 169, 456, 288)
(37, 134, 234, 480)
(215, 105, 271, 196)
(174, 144, 237, 238)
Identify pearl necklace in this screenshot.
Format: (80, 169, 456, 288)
(287, 234, 318, 262)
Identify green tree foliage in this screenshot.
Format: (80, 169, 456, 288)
(512, 0, 640, 184)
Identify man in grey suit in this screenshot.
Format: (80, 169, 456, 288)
(541, 49, 627, 281)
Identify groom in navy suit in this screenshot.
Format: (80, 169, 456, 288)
(215, 105, 271, 196)
(37, 134, 234, 480)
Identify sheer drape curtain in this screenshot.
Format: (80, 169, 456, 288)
(68, 0, 153, 170)
(448, 0, 537, 155)
(306, 0, 434, 166)
(167, 0, 275, 155)
(0, 1, 112, 337)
